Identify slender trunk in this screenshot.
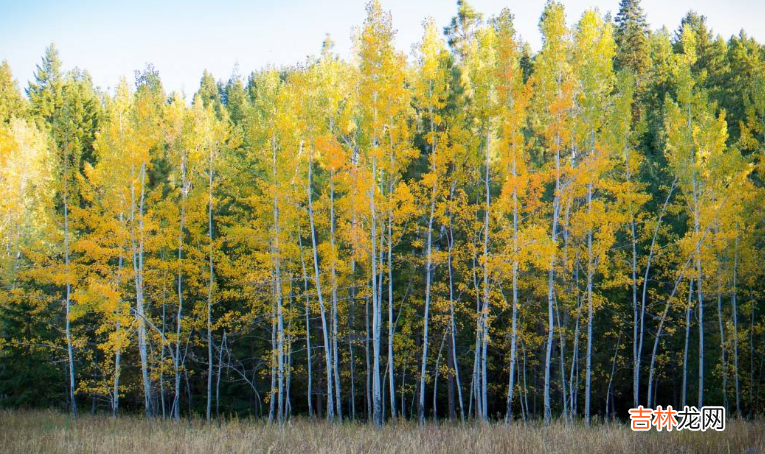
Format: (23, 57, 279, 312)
(349, 259, 357, 420)
(112, 126, 126, 419)
(432, 331, 447, 421)
(419, 134, 438, 424)
(330, 175, 342, 420)
(569, 270, 581, 421)
(447, 181, 465, 421)
(216, 331, 226, 419)
(505, 154, 519, 424)
(206, 145, 215, 422)
(387, 189, 396, 421)
(605, 330, 622, 422)
(545, 139, 560, 425)
(271, 136, 285, 423)
(370, 99, 383, 426)
(694, 177, 704, 408)
(286, 300, 293, 418)
(638, 180, 676, 406)
(308, 149, 335, 421)
(624, 141, 639, 410)
(160, 298, 166, 419)
(716, 237, 727, 411)
(630, 216, 639, 408)
(522, 342, 530, 421)
(365, 295, 372, 421)
(585, 182, 594, 425)
(113, 317, 121, 417)
(557, 201, 572, 420)
(298, 234, 314, 419)
(480, 126, 491, 422)
(269, 292, 276, 422)
(470, 252, 482, 419)
(732, 233, 741, 417)
(63, 191, 77, 418)
(650, 245, 700, 407)
(682, 280, 693, 408)
(131, 163, 152, 418)
(174, 151, 187, 421)
(749, 295, 755, 417)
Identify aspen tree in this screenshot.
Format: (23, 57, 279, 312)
(357, 0, 414, 425)
(530, 1, 573, 424)
(571, 9, 616, 425)
(664, 25, 729, 408)
(414, 17, 450, 424)
(492, 9, 531, 423)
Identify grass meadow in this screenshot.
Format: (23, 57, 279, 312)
(1, 410, 763, 454)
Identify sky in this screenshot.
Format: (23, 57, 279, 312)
(1, 0, 763, 96)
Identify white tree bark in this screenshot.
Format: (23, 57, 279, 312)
(131, 163, 152, 418)
(505, 148, 519, 424)
(206, 142, 215, 422)
(329, 175, 342, 419)
(479, 126, 491, 422)
(308, 149, 335, 421)
(544, 142, 561, 425)
(173, 150, 187, 422)
(732, 233, 741, 417)
(63, 186, 77, 418)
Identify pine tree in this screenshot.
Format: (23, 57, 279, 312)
(614, 0, 651, 77)
(0, 61, 26, 123)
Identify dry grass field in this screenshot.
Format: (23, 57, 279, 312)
(1, 410, 763, 454)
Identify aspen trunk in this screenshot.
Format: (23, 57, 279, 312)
(630, 216, 639, 408)
(638, 180, 675, 407)
(682, 280, 693, 408)
(206, 145, 215, 422)
(298, 233, 313, 419)
(624, 142, 639, 410)
(479, 126, 491, 422)
(505, 152, 519, 424)
(447, 181, 465, 421)
(307, 150, 335, 421)
(131, 163, 152, 418)
(274, 140, 286, 423)
(585, 182, 594, 425)
(387, 192, 396, 421)
(349, 258, 357, 420)
(694, 178, 704, 408)
(113, 219, 125, 418)
(63, 191, 77, 418)
(470, 251, 482, 419)
(173, 151, 187, 421)
(605, 330, 622, 422)
(329, 175, 342, 419)
(569, 281, 581, 421)
(365, 295, 372, 421)
(545, 145, 560, 425)
(713, 215, 727, 410)
(732, 233, 741, 417)
(419, 127, 438, 424)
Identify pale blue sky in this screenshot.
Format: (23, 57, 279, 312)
(1, 0, 763, 96)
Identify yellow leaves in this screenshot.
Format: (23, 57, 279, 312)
(414, 17, 450, 117)
(315, 135, 346, 172)
(0, 119, 53, 269)
(393, 180, 416, 220)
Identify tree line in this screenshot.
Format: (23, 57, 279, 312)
(1, 0, 764, 424)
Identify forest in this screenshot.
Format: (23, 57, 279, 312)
(1, 0, 764, 428)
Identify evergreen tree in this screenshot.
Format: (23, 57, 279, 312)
(27, 44, 64, 125)
(614, 0, 651, 77)
(0, 61, 26, 123)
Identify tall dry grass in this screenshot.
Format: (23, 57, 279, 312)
(1, 409, 762, 454)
